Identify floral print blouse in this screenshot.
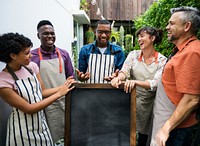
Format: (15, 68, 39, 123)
(120, 50, 167, 91)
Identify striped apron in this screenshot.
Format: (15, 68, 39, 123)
(86, 53, 115, 83)
(38, 48, 66, 143)
(6, 65, 53, 146)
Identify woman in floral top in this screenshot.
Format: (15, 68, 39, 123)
(111, 26, 167, 146)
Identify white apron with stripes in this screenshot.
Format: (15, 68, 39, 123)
(6, 73, 53, 146)
(86, 53, 115, 83)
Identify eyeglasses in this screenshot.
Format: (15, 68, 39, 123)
(96, 30, 111, 35)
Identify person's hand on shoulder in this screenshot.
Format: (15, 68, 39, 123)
(76, 69, 90, 82)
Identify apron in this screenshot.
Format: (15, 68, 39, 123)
(86, 52, 115, 84)
(38, 48, 66, 143)
(150, 80, 176, 146)
(6, 65, 53, 146)
(131, 55, 158, 135)
(150, 38, 197, 146)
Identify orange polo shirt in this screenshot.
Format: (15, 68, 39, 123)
(162, 36, 200, 128)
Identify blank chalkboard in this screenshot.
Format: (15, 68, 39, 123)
(65, 83, 136, 146)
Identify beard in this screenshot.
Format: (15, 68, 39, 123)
(97, 39, 108, 48)
(167, 34, 179, 42)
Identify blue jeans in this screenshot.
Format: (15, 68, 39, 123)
(166, 124, 198, 146)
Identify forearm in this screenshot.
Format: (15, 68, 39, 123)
(134, 80, 150, 89)
(162, 94, 200, 133)
(27, 92, 62, 114)
(42, 86, 60, 98)
(116, 72, 126, 81)
(0, 88, 61, 115)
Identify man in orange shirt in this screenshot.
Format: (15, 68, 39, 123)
(150, 6, 200, 146)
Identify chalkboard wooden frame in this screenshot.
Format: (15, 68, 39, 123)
(65, 83, 136, 146)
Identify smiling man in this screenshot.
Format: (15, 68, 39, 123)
(31, 20, 74, 145)
(150, 6, 200, 146)
(76, 20, 125, 83)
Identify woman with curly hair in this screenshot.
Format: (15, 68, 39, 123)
(0, 32, 75, 146)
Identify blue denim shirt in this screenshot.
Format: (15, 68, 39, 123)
(78, 41, 125, 73)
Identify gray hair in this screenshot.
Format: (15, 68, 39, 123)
(171, 6, 200, 35)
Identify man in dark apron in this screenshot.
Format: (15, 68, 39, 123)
(150, 6, 200, 146)
(76, 20, 125, 83)
(31, 20, 74, 145)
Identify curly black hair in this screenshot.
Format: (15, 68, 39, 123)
(0, 32, 33, 63)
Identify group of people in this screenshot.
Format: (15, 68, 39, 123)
(0, 6, 199, 146)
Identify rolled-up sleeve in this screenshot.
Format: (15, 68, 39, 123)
(146, 54, 167, 91)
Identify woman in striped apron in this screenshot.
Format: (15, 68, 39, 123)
(0, 33, 75, 146)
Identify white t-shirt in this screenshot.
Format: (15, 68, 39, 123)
(98, 47, 107, 54)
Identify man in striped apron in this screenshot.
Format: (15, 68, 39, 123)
(77, 20, 125, 83)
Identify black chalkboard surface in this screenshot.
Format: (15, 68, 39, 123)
(65, 83, 136, 146)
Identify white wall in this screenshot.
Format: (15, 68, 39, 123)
(0, 62, 5, 71)
(0, 0, 81, 55)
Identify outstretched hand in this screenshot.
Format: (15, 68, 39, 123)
(104, 69, 119, 81)
(76, 69, 90, 82)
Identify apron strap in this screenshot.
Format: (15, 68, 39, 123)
(22, 65, 33, 75)
(154, 51, 158, 64)
(138, 51, 159, 64)
(38, 47, 63, 73)
(55, 48, 63, 73)
(6, 65, 34, 81)
(37, 47, 43, 60)
(6, 65, 19, 81)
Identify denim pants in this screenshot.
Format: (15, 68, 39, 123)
(166, 124, 199, 146)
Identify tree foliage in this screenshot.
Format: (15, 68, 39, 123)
(133, 0, 200, 57)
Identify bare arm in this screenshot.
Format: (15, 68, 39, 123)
(0, 79, 75, 115)
(156, 93, 200, 146)
(36, 72, 75, 98)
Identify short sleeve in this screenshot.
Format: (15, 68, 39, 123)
(121, 50, 139, 79)
(28, 62, 39, 75)
(176, 51, 200, 94)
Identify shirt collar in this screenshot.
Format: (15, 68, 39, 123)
(40, 46, 56, 54)
(177, 36, 197, 51)
(93, 41, 111, 48)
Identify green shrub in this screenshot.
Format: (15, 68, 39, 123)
(133, 0, 200, 57)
